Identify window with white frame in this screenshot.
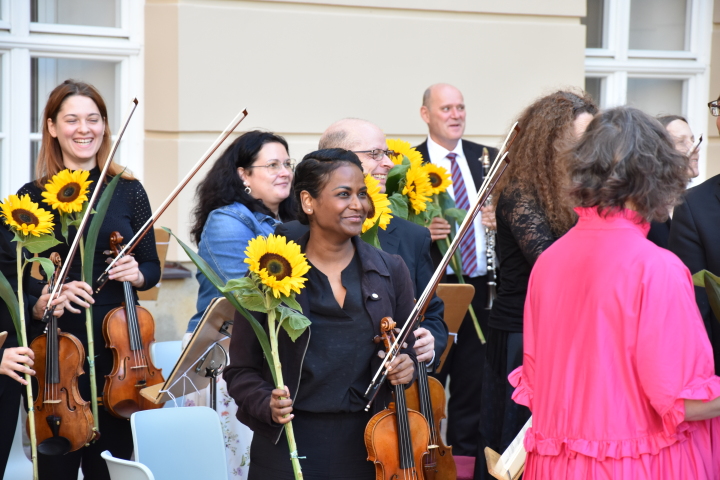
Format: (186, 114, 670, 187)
(582, 0, 713, 180)
(0, 0, 143, 199)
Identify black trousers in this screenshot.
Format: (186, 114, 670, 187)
(0, 377, 22, 479)
(433, 274, 489, 456)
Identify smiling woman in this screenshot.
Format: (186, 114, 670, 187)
(224, 148, 419, 480)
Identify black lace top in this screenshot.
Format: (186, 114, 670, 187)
(488, 183, 562, 333)
(17, 167, 160, 307)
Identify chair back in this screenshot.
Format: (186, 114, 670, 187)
(150, 340, 183, 408)
(435, 283, 475, 372)
(131, 406, 228, 480)
(101, 450, 155, 480)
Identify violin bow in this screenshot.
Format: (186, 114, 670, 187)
(364, 122, 521, 410)
(42, 99, 139, 322)
(95, 108, 249, 292)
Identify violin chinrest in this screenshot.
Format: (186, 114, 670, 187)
(38, 435, 72, 456)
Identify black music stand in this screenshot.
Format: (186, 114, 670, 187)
(140, 297, 234, 411)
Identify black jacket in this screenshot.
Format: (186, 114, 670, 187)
(223, 235, 417, 443)
(275, 219, 447, 367)
(414, 139, 499, 271)
(669, 174, 720, 372)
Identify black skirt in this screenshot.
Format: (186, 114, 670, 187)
(248, 410, 375, 480)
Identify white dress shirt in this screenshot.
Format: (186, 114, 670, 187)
(426, 136, 487, 278)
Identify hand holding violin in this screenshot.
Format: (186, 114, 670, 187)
(59, 281, 94, 314)
(386, 353, 414, 385)
(106, 254, 144, 288)
(32, 291, 67, 320)
(270, 386, 294, 424)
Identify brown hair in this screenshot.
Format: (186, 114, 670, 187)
(34, 79, 133, 186)
(569, 107, 688, 223)
(494, 90, 598, 235)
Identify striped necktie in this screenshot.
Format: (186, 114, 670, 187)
(447, 152, 477, 277)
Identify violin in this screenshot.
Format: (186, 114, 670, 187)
(405, 359, 456, 480)
(365, 317, 430, 480)
(29, 252, 95, 455)
(102, 231, 164, 418)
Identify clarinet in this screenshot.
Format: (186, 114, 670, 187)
(482, 147, 497, 310)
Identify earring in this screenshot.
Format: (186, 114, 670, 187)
(305, 209, 312, 214)
(243, 182, 251, 195)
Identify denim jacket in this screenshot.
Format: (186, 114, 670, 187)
(187, 202, 281, 332)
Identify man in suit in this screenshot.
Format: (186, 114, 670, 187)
(415, 83, 498, 456)
(275, 118, 448, 369)
(669, 100, 720, 373)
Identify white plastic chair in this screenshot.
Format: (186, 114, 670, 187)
(101, 450, 155, 480)
(5, 405, 32, 479)
(150, 340, 183, 407)
(131, 406, 228, 480)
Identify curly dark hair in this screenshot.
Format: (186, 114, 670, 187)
(568, 107, 689, 223)
(293, 149, 364, 225)
(190, 130, 294, 244)
(494, 90, 598, 236)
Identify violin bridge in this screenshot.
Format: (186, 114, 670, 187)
(428, 444, 439, 449)
(43, 400, 61, 404)
(130, 365, 147, 369)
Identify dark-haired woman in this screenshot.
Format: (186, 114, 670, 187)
(475, 91, 598, 479)
(511, 106, 720, 479)
(185, 130, 296, 477)
(17, 80, 160, 480)
(223, 149, 416, 480)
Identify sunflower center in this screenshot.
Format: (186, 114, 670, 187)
(12, 209, 39, 226)
(58, 182, 81, 202)
(366, 194, 376, 220)
(259, 253, 292, 281)
(428, 173, 442, 188)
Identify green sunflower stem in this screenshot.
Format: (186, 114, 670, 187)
(266, 296, 303, 480)
(441, 238, 486, 344)
(79, 239, 100, 432)
(17, 243, 39, 480)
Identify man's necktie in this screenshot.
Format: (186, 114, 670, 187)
(447, 152, 477, 277)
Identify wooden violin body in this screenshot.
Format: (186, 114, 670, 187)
(365, 317, 430, 480)
(406, 372, 456, 480)
(102, 231, 164, 419)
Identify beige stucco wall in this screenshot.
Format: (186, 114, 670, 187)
(143, 0, 587, 339)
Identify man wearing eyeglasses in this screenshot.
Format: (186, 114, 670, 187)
(669, 97, 720, 375)
(414, 83, 498, 457)
(274, 118, 448, 373)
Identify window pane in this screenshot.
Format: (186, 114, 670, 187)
(585, 77, 603, 107)
(581, 0, 605, 48)
(31, 57, 119, 133)
(629, 0, 688, 51)
(626, 78, 684, 117)
(30, 140, 40, 179)
(31, 0, 119, 28)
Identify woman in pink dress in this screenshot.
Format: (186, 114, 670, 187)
(511, 106, 720, 479)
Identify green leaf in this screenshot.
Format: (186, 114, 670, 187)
(60, 214, 71, 244)
(385, 164, 410, 196)
(84, 172, 123, 284)
(223, 277, 257, 292)
(702, 271, 720, 324)
(234, 290, 267, 313)
(0, 269, 21, 342)
(388, 193, 409, 220)
(21, 235, 62, 254)
(280, 294, 302, 313)
(444, 207, 467, 227)
(277, 305, 311, 342)
(360, 218, 382, 249)
(438, 191, 456, 211)
(409, 209, 432, 228)
(165, 227, 277, 385)
(26, 257, 56, 281)
(692, 269, 720, 288)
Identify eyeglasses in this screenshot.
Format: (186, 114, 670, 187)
(708, 100, 720, 117)
(351, 149, 397, 161)
(246, 159, 296, 174)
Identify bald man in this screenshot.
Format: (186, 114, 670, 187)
(275, 118, 448, 370)
(415, 83, 498, 456)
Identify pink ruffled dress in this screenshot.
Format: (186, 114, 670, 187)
(510, 207, 720, 479)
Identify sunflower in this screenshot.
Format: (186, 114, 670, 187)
(424, 163, 452, 195)
(245, 235, 311, 298)
(42, 169, 93, 214)
(0, 194, 55, 237)
(386, 138, 424, 166)
(362, 174, 393, 233)
(402, 160, 434, 214)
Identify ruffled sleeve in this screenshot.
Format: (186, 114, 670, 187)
(636, 254, 720, 437)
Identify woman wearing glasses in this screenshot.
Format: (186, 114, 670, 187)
(186, 130, 296, 478)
